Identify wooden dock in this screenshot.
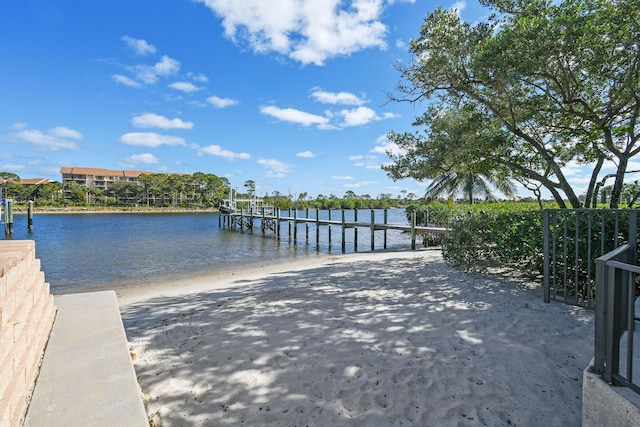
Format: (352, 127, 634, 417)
(218, 208, 449, 252)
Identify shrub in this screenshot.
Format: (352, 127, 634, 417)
(407, 202, 553, 278)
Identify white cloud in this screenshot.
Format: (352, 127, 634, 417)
(340, 106, 378, 126)
(112, 74, 142, 87)
(296, 150, 315, 158)
(121, 36, 157, 56)
(131, 113, 194, 130)
(48, 126, 83, 139)
(337, 107, 399, 127)
(168, 81, 202, 93)
(119, 132, 186, 147)
(125, 153, 159, 164)
(207, 96, 239, 108)
(8, 123, 26, 130)
(333, 175, 354, 180)
(194, 0, 389, 65)
(154, 55, 181, 76)
(187, 72, 209, 82)
(450, 1, 467, 16)
(130, 55, 180, 85)
(0, 163, 26, 173)
(310, 89, 366, 106)
(349, 153, 379, 169)
(344, 180, 378, 188)
(4, 126, 82, 151)
(257, 158, 292, 178)
(0, 163, 26, 172)
(260, 105, 329, 127)
(372, 134, 405, 156)
(198, 144, 251, 160)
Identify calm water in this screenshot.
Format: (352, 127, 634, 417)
(2, 209, 411, 294)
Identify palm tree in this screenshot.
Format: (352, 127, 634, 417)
(425, 171, 516, 204)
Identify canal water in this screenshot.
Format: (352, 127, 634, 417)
(2, 209, 412, 294)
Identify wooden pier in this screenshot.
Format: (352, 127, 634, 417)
(218, 208, 449, 253)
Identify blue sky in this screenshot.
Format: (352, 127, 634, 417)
(0, 0, 561, 200)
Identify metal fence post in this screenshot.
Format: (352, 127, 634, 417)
(593, 256, 606, 374)
(543, 210, 550, 303)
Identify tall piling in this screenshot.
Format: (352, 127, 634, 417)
(4, 200, 14, 235)
(28, 201, 34, 231)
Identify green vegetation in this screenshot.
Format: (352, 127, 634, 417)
(408, 200, 640, 296)
(406, 202, 555, 277)
(385, 0, 640, 209)
(0, 171, 417, 210)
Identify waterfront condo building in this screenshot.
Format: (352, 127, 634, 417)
(60, 167, 147, 191)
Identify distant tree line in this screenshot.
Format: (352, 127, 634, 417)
(3, 169, 640, 210)
(0, 172, 421, 210)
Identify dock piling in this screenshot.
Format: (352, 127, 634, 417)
(293, 209, 298, 244)
(4, 200, 14, 235)
(411, 210, 416, 250)
(354, 208, 358, 252)
(315, 208, 320, 247)
(370, 210, 375, 251)
(341, 209, 346, 254)
(217, 208, 450, 253)
(28, 201, 34, 232)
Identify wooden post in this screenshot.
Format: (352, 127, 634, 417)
(341, 209, 346, 253)
(261, 207, 266, 233)
(293, 209, 298, 244)
(411, 210, 416, 250)
(305, 208, 309, 242)
(370, 209, 375, 251)
(28, 200, 34, 231)
(384, 209, 388, 249)
(240, 207, 244, 230)
(354, 208, 358, 252)
(218, 212, 222, 227)
(288, 209, 292, 237)
(276, 208, 281, 240)
(315, 208, 320, 247)
(328, 209, 332, 247)
(5, 200, 13, 235)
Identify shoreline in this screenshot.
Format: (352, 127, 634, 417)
(120, 249, 594, 426)
(12, 206, 216, 214)
(116, 249, 419, 306)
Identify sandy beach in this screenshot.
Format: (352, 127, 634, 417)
(119, 249, 594, 426)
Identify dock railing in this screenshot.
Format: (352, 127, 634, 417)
(219, 208, 450, 252)
(593, 243, 640, 395)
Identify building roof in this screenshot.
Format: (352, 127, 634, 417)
(60, 167, 150, 177)
(20, 178, 54, 185)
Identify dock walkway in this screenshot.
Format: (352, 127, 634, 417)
(220, 208, 449, 252)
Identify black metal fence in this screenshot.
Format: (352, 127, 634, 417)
(593, 244, 640, 394)
(543, 209, 640, 308)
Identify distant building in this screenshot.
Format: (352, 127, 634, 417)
(0, 178, 54, 188)
(59, 167, 199, 205)
(60, 167, 149, 191)
(60, 167, 153, 201)
(20, 178, 55, 186)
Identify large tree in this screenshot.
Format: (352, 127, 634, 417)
(0, 172, 20, 199)
(386, 0, 640, 208)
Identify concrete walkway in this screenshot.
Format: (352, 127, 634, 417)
(24, 291, 148, 426)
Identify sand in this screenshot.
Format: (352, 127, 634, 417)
(119, 249, 594, 426)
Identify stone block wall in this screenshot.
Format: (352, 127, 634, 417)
(0, 241, 56, 427)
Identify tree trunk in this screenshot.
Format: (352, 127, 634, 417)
(610, 156, 629, 208)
